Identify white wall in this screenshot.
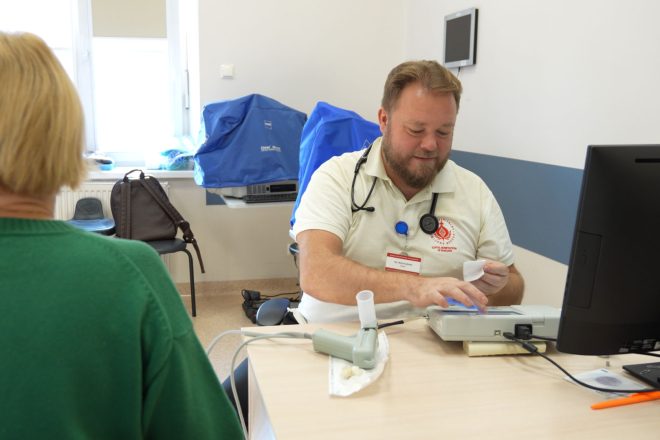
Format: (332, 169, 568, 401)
(405, 0, 660, 169)
(196, 0, 405, 121)
(165, 180, 297, 283)
(404, 0, 660, 305)
(165, 0, 405, 283)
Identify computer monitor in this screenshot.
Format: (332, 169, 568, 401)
(443, 8, 478, 69)
(556, 145, 660, 356)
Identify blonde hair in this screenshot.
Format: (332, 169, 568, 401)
(381, 60, 463, 112)
(0, 32, 85, 196)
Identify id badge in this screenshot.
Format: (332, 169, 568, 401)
(385, 251, 422, 275)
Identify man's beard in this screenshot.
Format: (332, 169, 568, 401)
(381, 130, 448, 190)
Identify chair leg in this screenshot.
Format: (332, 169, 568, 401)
(182, 248, 196, 317)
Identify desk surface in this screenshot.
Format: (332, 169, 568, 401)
(246, 320, 659, 440)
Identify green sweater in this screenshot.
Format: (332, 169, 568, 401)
(0, 218, 242, 439)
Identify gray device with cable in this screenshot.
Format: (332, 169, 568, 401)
(427, 305, 561, 342)
(311, 290, 379, 369)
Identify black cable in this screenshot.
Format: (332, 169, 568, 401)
(502, 332, 660, 393)
(631, 351, 660, 358)
(260, 291, 301, 299)
(530, 334, 557, 342)
(377, 320, 405, 329)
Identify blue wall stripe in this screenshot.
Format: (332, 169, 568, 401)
(451, 150, 583, 265)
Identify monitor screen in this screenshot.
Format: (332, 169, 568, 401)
(443, 8, 478, 69)
(556, 145, 660, 356)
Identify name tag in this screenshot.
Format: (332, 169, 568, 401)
(385, 252, 421, 275)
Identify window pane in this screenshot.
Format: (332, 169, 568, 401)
(0, 0, 75, 75)
(92, 37, 174, 158)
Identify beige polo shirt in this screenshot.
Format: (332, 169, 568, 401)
(292, 137, 514, 322)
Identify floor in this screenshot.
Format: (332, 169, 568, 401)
(177, 278, 300, 381)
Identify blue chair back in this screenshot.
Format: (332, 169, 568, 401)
(290, 102, 381, 227)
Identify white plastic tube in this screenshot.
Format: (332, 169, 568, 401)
(356, 290, 377, 329)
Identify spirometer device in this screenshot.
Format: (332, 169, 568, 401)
(427, 305, 561, 342)
(311, 290, 379, 369)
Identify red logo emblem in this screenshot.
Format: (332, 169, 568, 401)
(433, 219, 454, 243)
(431, 218, 457, 253)
(434, 219, 453, 241)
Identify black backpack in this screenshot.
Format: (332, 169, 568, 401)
(110, 169, 205, 272)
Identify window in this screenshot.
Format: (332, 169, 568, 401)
(0, 0, 191, 167)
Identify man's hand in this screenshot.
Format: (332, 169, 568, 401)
(407, 276, 489, 311)
(470, 260, 510, 296)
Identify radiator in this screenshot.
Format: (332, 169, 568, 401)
(54, 181, 169, 220)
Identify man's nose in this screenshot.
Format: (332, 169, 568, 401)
(419, 133, 438, 152)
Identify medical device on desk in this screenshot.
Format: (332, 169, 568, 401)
(311, 290, 379, 369)
(427, 305, 561, 342)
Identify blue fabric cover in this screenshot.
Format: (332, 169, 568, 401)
(290, 101, 381, 226)
(194, 94, 307, 188)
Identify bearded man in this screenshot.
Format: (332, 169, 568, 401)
(292, 60, 524, 322)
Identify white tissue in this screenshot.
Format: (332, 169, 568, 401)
(328, 332, 389, 397)
(463, 259, 486, 282)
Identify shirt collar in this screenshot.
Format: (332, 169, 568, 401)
(363, 136, 457, 200)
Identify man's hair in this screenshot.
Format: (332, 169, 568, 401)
(381, 60, 463, 112)
(0, 32, 86, 196)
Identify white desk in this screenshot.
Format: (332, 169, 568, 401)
(246, 320, 659, 439)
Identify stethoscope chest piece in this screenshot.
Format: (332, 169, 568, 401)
(419, 192, 440, 235)
(419, 212, 439, 235)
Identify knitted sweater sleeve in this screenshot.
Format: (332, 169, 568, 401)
(121, 242, 243, 439)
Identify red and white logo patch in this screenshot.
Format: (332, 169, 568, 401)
(431, 218, 457, 253)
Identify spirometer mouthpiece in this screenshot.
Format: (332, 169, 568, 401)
(356, 290, 377, 329)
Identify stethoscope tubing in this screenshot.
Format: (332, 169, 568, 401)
(350, 144, 439, 235)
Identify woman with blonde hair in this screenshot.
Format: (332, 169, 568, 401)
(0, 32, 241, 439)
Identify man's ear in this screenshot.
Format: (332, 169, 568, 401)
(377, 107, 388, 133)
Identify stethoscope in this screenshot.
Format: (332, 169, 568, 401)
(350, 145, 440, 235)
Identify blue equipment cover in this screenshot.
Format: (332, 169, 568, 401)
(194, 94, 307, 188)
(291, 101, 381, 226)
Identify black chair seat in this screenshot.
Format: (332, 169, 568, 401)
(148, 239, 188, 254)
(67, 218, 115, 235)
(146, 238, 198, 317)
(67, 197, 115, 235)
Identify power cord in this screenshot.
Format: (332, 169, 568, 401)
(502, 332, 660, 393)
(632, 351, 660, 358)
(377, 315, 426, 330)
(529, 334, 557, 342)
(261, 290, 301, 299)
(207, 329, 312, 440)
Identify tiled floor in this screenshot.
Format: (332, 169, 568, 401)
(178, 278, 299, 380)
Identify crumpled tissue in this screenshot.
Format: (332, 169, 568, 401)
(463, 259, 486, 282)
(328, 331, 389, 397)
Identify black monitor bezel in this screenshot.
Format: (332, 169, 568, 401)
(556, 144, 660, 356)
(443, 7, 478, 69)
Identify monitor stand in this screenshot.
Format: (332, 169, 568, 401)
(622, 361, 660, 387)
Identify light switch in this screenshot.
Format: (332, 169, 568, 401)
(220, 64, 235, 79)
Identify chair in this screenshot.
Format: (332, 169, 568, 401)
(256, 102, 381, 325)
(109, 171, 204, 318)
(146, 239, 198, 317)
(67, 197, 116, 235)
